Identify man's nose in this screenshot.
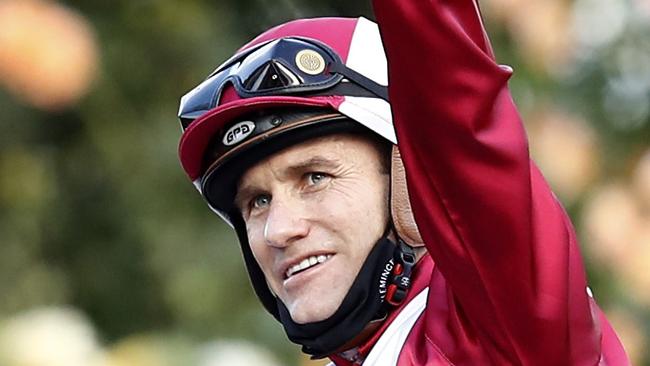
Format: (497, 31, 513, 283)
(263, 198, 310, 247)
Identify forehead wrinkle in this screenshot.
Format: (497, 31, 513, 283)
(236, 154, 340, 198)
(235, 136, 355, 206)
(284, 155, 342, 175)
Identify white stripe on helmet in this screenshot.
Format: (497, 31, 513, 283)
(338, 96, 397, 144)
(347, 17, 388, 86)
(340, 18, 396, 144)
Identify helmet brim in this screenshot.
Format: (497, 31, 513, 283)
(179, 95, 343, 181)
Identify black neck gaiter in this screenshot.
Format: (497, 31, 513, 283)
(277, 236, 398, 358)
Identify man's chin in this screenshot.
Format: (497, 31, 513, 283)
(287, 300, 338, 325)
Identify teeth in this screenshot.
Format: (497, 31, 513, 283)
(299, 258, 310, 270)
(286, 254, 332, 278)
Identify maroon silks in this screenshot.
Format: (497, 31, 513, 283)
(336, 0, 631, 364)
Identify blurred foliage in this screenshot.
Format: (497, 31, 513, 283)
(0, 0, 648, 365)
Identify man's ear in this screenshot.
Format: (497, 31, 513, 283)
(390, 146, 425, 247)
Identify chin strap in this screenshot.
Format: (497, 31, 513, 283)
(385, 239, 417, 307)
(277, 234, 417, 359)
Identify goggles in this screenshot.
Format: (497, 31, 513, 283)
(178, 37, 389, 130)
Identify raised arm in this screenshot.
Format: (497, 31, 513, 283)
(373, 0, 602, 363)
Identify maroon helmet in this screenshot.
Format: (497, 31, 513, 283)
(178, 17, 396, 224)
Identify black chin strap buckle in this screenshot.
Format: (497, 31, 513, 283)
(386, 239, 416, 307)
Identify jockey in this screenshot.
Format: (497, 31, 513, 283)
(177, 1, 630, 364)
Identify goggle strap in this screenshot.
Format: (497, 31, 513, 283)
(307, 82, 384, 98)
(330, 63, 389, 102)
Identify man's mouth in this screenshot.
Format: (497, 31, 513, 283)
(285, 254, 333, 279)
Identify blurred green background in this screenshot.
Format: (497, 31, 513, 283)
(0, 0, 648, 365)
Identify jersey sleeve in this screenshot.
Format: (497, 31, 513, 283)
(372, 0, 602, 363)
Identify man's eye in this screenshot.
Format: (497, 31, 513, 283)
(307, 172, 329, 186)
(251, 194, 271, 209)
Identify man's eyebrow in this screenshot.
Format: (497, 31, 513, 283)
(285, 156, 341, 174)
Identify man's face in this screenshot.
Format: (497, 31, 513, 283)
(236, 133, 390, 324)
